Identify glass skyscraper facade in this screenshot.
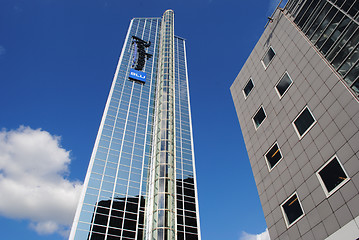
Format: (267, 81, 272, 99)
(70, 10, 201, 240)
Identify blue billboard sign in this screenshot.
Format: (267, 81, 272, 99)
(129, 68, 146, 83)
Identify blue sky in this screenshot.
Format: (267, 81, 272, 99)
(0, 0, 286, 239)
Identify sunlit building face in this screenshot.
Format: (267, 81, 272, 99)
(70, 10, 201, 240)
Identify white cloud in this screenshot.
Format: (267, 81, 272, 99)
(240, 228, 271, 240)
(0, 126, 83, 237)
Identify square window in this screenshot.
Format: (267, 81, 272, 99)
(265, 142, 283, 170)
(276, 72, 293, 98)
(252, 106, 266, 130)
(262, 47, 276, 69)
(281, 193, 304, 228)
(293, 106, 316, 139)
(317, 155, 350, 197)
(243, 78, 254, 98)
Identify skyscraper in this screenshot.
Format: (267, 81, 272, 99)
(70, 10, 201, 240)
(231, 1, 358, 239)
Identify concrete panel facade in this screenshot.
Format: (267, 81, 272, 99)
(231, 7, 359, 240)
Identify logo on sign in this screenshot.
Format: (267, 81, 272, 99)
(129, 68, 147, 83)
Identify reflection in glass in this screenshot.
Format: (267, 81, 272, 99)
(338, 45, 359, 77)
(262, 47, 275, 68)
(332, 29, 359, 69)
(293, 107, 316, 137)
(351, 79, 359, 95)
(315, 11, 343, 49)
(253, 107, 266, 129)
(276, 72, 292, 97)
(243, 79, 254, 97)
(73, 15, 200, 240)
(311, 8, 337, 43)
(86, 196, 145, 239)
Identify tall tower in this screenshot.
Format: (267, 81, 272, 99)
(231, 0, 359, 239)
(70, 10, 201, 240)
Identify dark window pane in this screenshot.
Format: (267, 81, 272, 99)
(348, 1, 359, 17)
(109, 216, 123, 229)
(107, 227, 122, 237)
(320, 17, 350, 55)
(122, 230, 136, 238)
(184, 196, 195, 203)
(177, 215, 184, 224)
(185, 216, 197, 227)
(177, 225, 184, 231)
(184, 201, 196, 211)
(332, 28, 359, 69)
(302, 0, 327, 34)
(90, 232, 105, 240)
(253, 107, 266, 128)
(185, 226, 198, 234)
(276, 73, 292, 96)
(340, 0, 352, 11)
(351, 79, 359, 96)
(307, 3, 331, 37)
(93, 213, 109, 229)
(311, 8, 338, 43)
(338, 45, 359, 77)
(282, 194, 304, 226)
(294, 107, 315, 136)
(319, 157, 348, 193)
(177, 232, 185, 240)
(185, 233, 199, 240)
(327, 24, 358, 62)
(243, 79, 254, 97)
(296, 0, 316, 28)
(262, 47, 275, 68)
(265, 143, 282, 169)
(344, 61, 359, 86)
(184, 210, 196, 217)
(107, 235, 121, 240)
(92, 224, 107, 234)
(315, 11, 344, 49)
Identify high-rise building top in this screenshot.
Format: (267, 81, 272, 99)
(70, 10, 201, 240)
(231, 1, 358, 239)
(286, 0, 359, 98)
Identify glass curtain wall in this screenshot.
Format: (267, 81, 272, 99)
(70, 17, 161, 240)
(174, 36, 201, 240)
(70, 10, 201, 240)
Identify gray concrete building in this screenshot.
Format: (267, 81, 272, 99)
(230, 0, 359, 239)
